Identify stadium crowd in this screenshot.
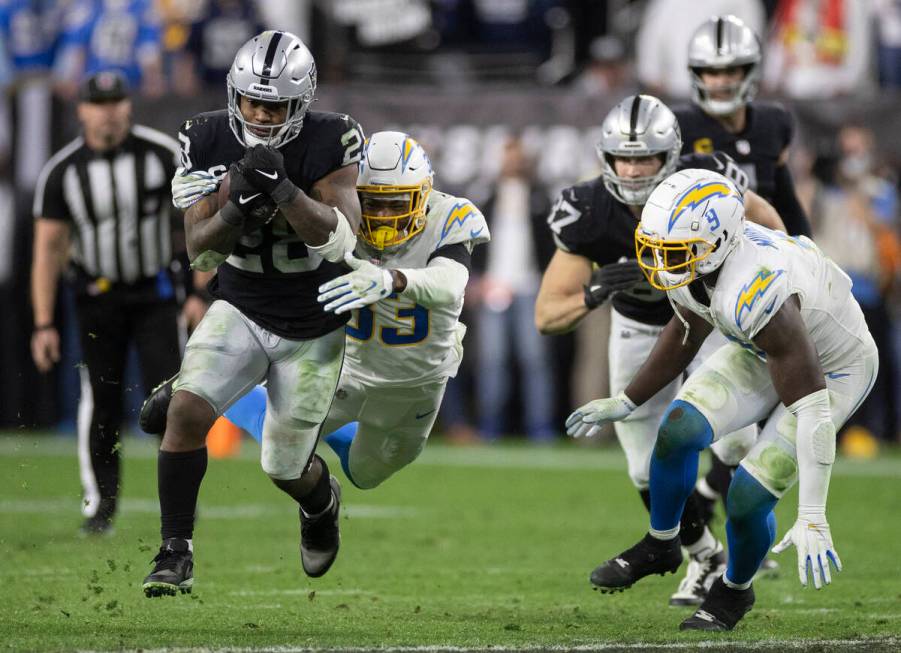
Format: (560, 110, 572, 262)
(2, 0, 900, 452)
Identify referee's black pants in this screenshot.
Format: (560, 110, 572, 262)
(75, 292, 181, 522)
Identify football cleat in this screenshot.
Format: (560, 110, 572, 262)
(669, 546, 727, 606)
(142, 538, 194, 597)
(139, 374, 176, 435)
(679, 577, 755, 631)
(590, 533, 682, 593)
(299, 475, 341, 577)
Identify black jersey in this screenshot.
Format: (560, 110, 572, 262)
(177, 109, 364, 339)
(674, 101, 810, 235)
(547, 152, 746, 326)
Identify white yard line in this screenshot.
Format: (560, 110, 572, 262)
(0, 497, 418, 519)
(73, 637, 901, 653)
(3, 436, 900, 478)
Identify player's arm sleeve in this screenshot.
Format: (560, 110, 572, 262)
(772, 163, 811, 237)
(396, 256, 470, 309)
(310, 114, 365, 181)
(734, 269, 790, 340)
(546, 186, 596, 256)
(398, 199, 490, 308)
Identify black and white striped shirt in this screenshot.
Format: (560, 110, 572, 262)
(33, 125, 179, 285)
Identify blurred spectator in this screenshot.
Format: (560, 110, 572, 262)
(635, 0, 765, 98)
(764, 0, 873, 98)
(172, 0, 264, 95)
(472, 136, 556, 442)
(573, 34, 637, 97)
(809, 125, 900, 442)
(874, 0, 901, 87)
(53, 0, 165, 100)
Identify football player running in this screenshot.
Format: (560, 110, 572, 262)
(143, 131, 489, 504)
(535, 94, 784, 607)
(674, 12, 812, 551)
(141, 31, 364, 597)
(570, 169, 877, 631)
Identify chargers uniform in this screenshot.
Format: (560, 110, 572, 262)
(550, 151, 751, 488)
(669, 223, 878, 496)
(322, 191, 489, 488)
(174, 108, 366, 480)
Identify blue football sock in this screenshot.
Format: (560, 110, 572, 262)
(223, 385, 268, 443)
(324, 422, 360, 487)
(725, 465, 779, 585)
(649, 400, 714, 533)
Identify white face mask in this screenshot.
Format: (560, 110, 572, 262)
(839, 154, 871, 181)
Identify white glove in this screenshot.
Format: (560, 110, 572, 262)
(318, 252, 393, 314)
(172, 166, 219, 210)
(565, 392, 636, 438)
(772, 510, 842, 589)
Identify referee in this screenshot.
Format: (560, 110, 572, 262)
(31, 71, 194, 535)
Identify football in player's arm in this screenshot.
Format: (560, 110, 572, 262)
(144, 131, 490, 496)
(142, 30, 365, 599)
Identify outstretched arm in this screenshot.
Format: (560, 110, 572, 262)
(535, 249, 593, 334)
(754, 295, 840, 589)
(745, 190, 786, 233)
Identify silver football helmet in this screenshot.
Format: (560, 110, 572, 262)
(227, 30, 317, 148)
(597, 95, 682, 206)
(688, 15, 762, 116)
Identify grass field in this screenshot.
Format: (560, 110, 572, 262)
(1, 433, 900, 652)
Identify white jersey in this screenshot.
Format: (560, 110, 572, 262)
(342, 190, 490, 386)
(669, 223, 873, 373)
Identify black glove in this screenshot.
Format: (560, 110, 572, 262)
(583, 259, 645, 309)
(240, 144, 297, 204)
(220, 163, 277, 232)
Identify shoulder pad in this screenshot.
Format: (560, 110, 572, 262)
(430, 194, 489, 251)
(731, 266, 788, 339)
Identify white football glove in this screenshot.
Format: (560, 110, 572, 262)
(565, 392, 636, 438)
(772, 510, 842, 589)
(172, 166, 219, 210)
(318, 252, 393, 314)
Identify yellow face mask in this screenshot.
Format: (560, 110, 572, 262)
(634, 228, 717, 290)
(357, 180, 431, 250)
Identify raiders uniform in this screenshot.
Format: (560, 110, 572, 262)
(177, 109, 365, 339)
(547, 151, 751, 488)
(173, 108, 364, 481)
(674, 102, 811, 237)
(319, 191, 489, 488)
(669, 223, 877, 497)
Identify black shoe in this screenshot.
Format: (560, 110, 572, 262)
(139, 374, 176, 435)
(680, 577, 755, 631)
(79, 514, 114, 537)
(590, 533, 683, 593)
(142, 538, 194, 597)
(299, 475, 341, 578)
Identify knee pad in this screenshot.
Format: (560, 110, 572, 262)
(726, 465, 777, 524)
(655, 400, 714, 458)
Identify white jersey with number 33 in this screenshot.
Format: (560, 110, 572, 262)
(342, 190, 490, 387)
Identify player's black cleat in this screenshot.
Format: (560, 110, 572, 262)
(679, 577, 755, 631)
(590, 533, 682, 593)
(139, 374, 176, 435)
(142, 538, 194, 597)
(300, 475, 341, 578)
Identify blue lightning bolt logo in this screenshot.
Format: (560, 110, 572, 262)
(734, 269, 785, 328)
(441, 202, 475, 241)
(668, 181, 733, 233)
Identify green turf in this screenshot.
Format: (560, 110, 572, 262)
(1, 434, 900, 652)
